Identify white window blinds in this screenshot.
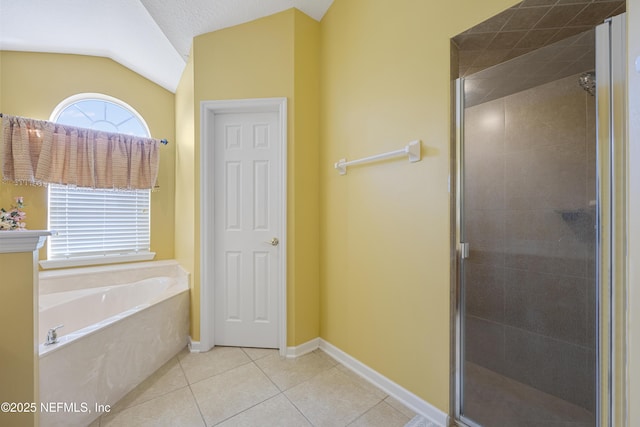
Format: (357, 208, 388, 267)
(48, 185, 151, 260)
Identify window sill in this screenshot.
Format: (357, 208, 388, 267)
(39, 252, 156, 270)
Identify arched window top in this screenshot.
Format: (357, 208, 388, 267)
(44, 93, 155, 269)
(50, 93, 150, 137)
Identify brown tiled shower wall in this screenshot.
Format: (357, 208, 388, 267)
(454, 0, 625, 77)
(463, 73, 596, 411)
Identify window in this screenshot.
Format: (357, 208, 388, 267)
(43, 94, 154, 268)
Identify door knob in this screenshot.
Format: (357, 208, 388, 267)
(267, 237, 279, 247)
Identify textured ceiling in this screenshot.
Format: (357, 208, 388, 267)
(453, 0, 625, 78)
(140, 0, 333, 62)
(0, 0, 334, 93)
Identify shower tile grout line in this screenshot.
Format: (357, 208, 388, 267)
(466, 314, 594, 350)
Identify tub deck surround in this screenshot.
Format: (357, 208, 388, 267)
(38, 260, 190, 427)
(38, 275, 186, 355)
(38, 259, 187, 294)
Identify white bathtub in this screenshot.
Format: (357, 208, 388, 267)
(38, 260, 190, 427)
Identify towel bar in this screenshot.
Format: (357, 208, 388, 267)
(334, 140, 421, 175)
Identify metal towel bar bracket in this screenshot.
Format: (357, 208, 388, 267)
(334, 140, 421, 175)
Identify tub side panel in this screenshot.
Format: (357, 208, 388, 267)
(39, 291, 189, 427)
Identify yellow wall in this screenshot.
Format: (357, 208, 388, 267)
(179, 9, 321, 343)
(0, 251, 39, 427)
(0, 52, 176, 261)
(319, 0, 518, 411)
(175, 51, 198, 337)
(291, 12, 321, 346)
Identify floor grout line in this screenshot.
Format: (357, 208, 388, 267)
(186, 383, 208, 427)
(177, 353, 209, 427)
(101, 346, 415, 427)
(217, 359, 281, 425)
(250, 353, 321, 426)
(211, 389, 284, 426)
(179, 347, 255, 387)
(252, 355, 284, 392)
(281, 391, 317, 427)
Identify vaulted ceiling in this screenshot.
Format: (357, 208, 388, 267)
(0, 0, 334, 93)
(0, 1, 627, 95)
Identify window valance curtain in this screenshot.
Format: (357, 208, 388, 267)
(1, 114, 160, 190)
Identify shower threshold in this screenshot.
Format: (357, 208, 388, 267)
(462, 362, 594, 427)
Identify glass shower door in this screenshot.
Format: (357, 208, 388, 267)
(456, 29, 598, 427)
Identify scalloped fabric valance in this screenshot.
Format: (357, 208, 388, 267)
(1, 114, 160, 190)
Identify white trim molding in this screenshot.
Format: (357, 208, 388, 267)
(286, 338, 320, 358)
(285, 337, 448, 426)
(200, 98, 288, 355)
(50, 93, 152, 137)
(40, 251, 155, 269)
(188, 337, 206, 353)
(318, 339, 449, 427)
(0, 230, 51, 253)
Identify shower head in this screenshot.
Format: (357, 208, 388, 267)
(579, 71, 596, 96)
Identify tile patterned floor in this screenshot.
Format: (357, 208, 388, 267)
(89, 347, 418, 427)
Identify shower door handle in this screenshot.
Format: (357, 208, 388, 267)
(460, 242, 470, 259)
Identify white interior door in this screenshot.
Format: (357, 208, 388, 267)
(213, 111, 281, 348)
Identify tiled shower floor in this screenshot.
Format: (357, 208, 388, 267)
(89, 346, 418, 427)
(463, 362, 594, 427)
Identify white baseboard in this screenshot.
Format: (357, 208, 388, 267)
(406, 415, 440, 427)
(187, 337, 208, 353)
(189, 336, 316, 357)
(318, 339, 449, 427)
(191, 334, 449, 426)
(285, 337, 320, 358)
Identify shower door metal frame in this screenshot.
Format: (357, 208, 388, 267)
(451, 14, 628, 427)
(452, 76, 484, 427)
(451, 76, 469, 427)
(595, 14, 627, 427)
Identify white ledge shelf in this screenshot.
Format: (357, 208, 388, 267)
(0, 230, 52, 253)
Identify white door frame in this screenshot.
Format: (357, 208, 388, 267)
(199, 97, 287, 356)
